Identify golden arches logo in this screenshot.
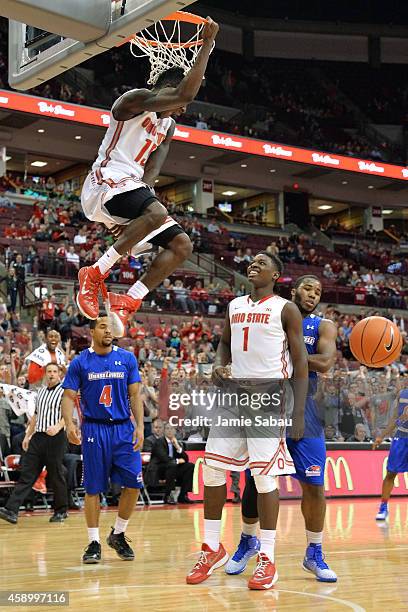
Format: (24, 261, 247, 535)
(324, 456, 353, 491)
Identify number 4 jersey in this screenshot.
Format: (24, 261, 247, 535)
(62, 346, 141, 421)
(229, 293, 293, 379)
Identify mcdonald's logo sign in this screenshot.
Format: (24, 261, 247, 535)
(324, 456, 353, 491)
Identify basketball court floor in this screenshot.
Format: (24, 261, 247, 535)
(1, 498, 407, 611)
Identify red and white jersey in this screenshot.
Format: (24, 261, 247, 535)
(92, 105, 173, 182)
(229, 294, 293, 379)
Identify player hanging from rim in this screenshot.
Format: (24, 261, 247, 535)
(186, 252, 308, 590)
(373, 378, 408, 521)
(77, 17, 219, 336)
(225, 275, 338, 583)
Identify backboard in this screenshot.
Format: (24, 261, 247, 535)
(5, 0, 195, 90)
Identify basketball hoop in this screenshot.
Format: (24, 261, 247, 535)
(128, 11, 212, 85)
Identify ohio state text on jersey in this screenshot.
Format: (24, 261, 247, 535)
(229, 294, 293, 379)
(93, 106, 173, 182)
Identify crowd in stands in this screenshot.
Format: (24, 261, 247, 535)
(0, 13, 405, 164)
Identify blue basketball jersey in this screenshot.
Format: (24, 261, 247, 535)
(62, 346, 141, 420)
(395, 389, 408, 438)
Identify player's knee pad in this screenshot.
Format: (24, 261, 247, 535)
(202, 464, 227, 487)
(253, 474, 277, 494)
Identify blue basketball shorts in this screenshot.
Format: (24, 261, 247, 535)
(286, 433, 326, 486)
(387, 437, 408, 474)
(81, 420, 143, 494)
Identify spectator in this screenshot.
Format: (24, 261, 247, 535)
(73, 226, 88, 245)
(143, 417, 164, 452)
(166, 329, 181, 354)
(323, 264, 335, 280)
(145, 422, 194, 504)
(173, 280, 195, 314)
(190, 281, 209, 315)
(6, 268, 18, 312)
(138, 340, 155, 365)
(348, 423, 372, 442)
(324, 424, 344, 441)
(26, 329, 66, 386)
(154, 320, 171, 340)
(65, 246, 80, 273)
(39, 295, 57, 332)
(207, 218, 221, 234)
(58, 305, 75, 342)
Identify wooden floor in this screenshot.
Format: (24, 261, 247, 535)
(1, 498, 407, 611)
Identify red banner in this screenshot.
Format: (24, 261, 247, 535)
(187, 449, 408, 500)
(1, 89, 407, 181)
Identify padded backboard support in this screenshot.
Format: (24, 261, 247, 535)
(6, 0, 195, 90)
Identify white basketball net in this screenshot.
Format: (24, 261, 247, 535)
(130, 17, 208, 85)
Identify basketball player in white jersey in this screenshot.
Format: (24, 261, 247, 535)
(77, 17, 219, 335)
(186, 252, 308, 590)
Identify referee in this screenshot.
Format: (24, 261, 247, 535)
(0, 363, 68, 524)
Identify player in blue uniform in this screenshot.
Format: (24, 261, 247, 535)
(373, 382, 408, 520)
(61, 315, 143, 564)
(225, 275, 338, 582)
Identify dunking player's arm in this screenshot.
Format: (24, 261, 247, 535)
(307, 320, 337, 374)
(128, 382, 144, 451)
(142, 122, 176, 188)
(211, 304, 232, 386)
(281, 302, 309, 440)
(112, 18, 219, 121)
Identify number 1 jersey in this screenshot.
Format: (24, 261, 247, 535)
(229, 293, 293, 379)
(62, 346, 141, 420)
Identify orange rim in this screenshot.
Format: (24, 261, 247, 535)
(162, 11, 207, 25)
(119, 11, 207, 48)
(131, 35, 203, 49)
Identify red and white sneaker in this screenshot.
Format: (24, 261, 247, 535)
(77, 266, 109, 320)
(186, 543, 229, 585)
(106, 292, 142, 338)
(248, 553, 278, 590)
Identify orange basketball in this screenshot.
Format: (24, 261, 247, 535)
(349, 316, 402, 368)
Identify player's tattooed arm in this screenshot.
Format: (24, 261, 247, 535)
(282, 302, 308, 440)
(61, 388, 81, 445)
(129, 382, 144, 451)
(142, 121, 175, 188)
(212, 303, 232, 386)
(112, 18, 219, 120)
(307, 320, 337, 374)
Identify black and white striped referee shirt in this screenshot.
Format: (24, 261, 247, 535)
(34, 383, 64, 432)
